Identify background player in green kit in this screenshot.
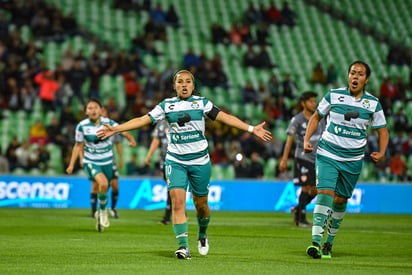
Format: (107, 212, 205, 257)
(97, 70, 272, 259)
(304, 61, 389, 259)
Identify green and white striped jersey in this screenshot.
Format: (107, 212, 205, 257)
(148, 95, 214, 165)
(317, 87, 387, 161)
(75, 116, 118, 166)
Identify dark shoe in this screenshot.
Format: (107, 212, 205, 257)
(175, 247, 191, 260)
(298, 220, 311, 228)
(159, 219, 171, 225)
(321, 242, 332, 259)
(306, 242, 321, 259)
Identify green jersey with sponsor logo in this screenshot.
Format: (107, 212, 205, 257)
(317, 87, 386, 161)
(75, 116, 118, 166)
(148, 95, 214, 165)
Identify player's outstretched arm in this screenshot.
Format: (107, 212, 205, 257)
(97, 115, 152, 139)
(216, 111, 272, 141)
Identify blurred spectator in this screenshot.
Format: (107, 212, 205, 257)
(389, 151, 408, 181)
(281, 73, 298, 99)
(7, 77, 21, 111)
(243, 45, 258, 67)
(265, 1, 282, 27)
(183, 48, 202, 70)
(29, 120, 49, 145)
(20, 77, 37, 114)
(122, 70, 142, 119)
(210, 22, 230, 45)
(165, 4, 180, 28)
(379, 77, 398, 114)
(34, 70, 59, 115)
(66, 59, 87, 107)
(0, 147, 10, 174)
(47, 116, 65, 146)
(15, 141, 33, 171)
(233, 153, 250, 178)
(33, 142, 50, 172)
(126, 152, 152, 176)
(241, 80, 259, 105)
(248, 151, 264, 178)
(210, 141, 230, 167)
(310, 61, 326, 85)
(243, 2, 262, 24)
(255, 22, 270, 46)
(280, 1, 296, 27)
(268, 73, 281, 98)
(255, 45, 276, 69)
(5, 136, 20, 171)
(393, 107, 409, 133)
(229, 23, 242, 45)
(326, 64, 338, 85)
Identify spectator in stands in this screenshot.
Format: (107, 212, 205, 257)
(393, 107, 409, 133)
(33, 142, 50, 172)
(233, 152, 250, 178)
(282, 73, 298, 99)
(0, 147, 9, 174)
(280, 1, 296, 27)
(310, 62, 326, 85)
(241, 80, 259, 105)
(20, 77, 37, 114)
(255, 22, 270, 46)
(5, 136, 20, 171)
(379, 77, 398, 115)
(248, 151, 264, 178)
(268, 73, 281, 98)
(210, 23, 230, 45)
(29, 119, 49, 145)
(66, 59, 87, 107)
(47, 116, 65, 146)
(265, 1, 282, 27)
(34, 69, 59, 115)
(243, 2, 262, 25)
(165, 4, 180, 28)
(229, 23, 242, 45)
(182, 48, 202, 70)
(243, 44, 258, 67)
(255, 45, 276, 69)
(7, 77, 20, 111)
(210, 141, 230, 167)
(122, 70, 142, 119)
(389, 151, 408, 181)
(326, 64, 338, 85)
(15, 141, 33, 171)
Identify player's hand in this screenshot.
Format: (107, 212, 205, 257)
(370, 151, 385, 163)
(279, 159, 288, 172)
(128, 137, 137, 147)
(253, 121, 272, 141)
(96, 124, 115, 139)
(66, 166, 73, 174)
(304, 140, 313, 153)
(144, 157, 150, 166)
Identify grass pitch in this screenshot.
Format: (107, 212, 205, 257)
(0, 209, 411, 275)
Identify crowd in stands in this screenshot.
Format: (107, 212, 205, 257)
(0, 0, 411, 182)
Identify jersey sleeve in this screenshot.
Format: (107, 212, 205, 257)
(75, 123, 84, 142)
(317, 92, 331, 117)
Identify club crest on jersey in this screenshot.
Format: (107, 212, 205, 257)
(191, 101, 200, 109)
(362, 99, 370, 109)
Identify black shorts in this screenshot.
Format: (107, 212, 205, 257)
(293, 158, 316, 187)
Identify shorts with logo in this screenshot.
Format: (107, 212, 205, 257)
(164, 159, 211, 197)
(293, 158, 316, 187)
(316, 154, 362, 198)
(84, 162, 114, 186)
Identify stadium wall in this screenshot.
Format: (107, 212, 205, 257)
(0, 176, 411, 214)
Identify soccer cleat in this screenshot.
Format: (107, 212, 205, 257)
(175, 247, 191, 260)
(306, 242, 321, 259)
(321, 242, 333, 259)
(298, 220, 311, 228)
(100, 209, 110, 228)
(95, 211, 103, 232)
(159, 219, 171, 225)
(110, 208, 119, 219)
(198, 237, 209, 256)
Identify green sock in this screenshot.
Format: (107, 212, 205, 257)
(97, 193, 108, 210)
(312, 193, 333, 245)
(173, 223, 189, 248)
(325, 202, 347, 244)
(197, 216, 210, 239)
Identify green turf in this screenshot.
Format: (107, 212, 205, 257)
(0, 209, 411, 275)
